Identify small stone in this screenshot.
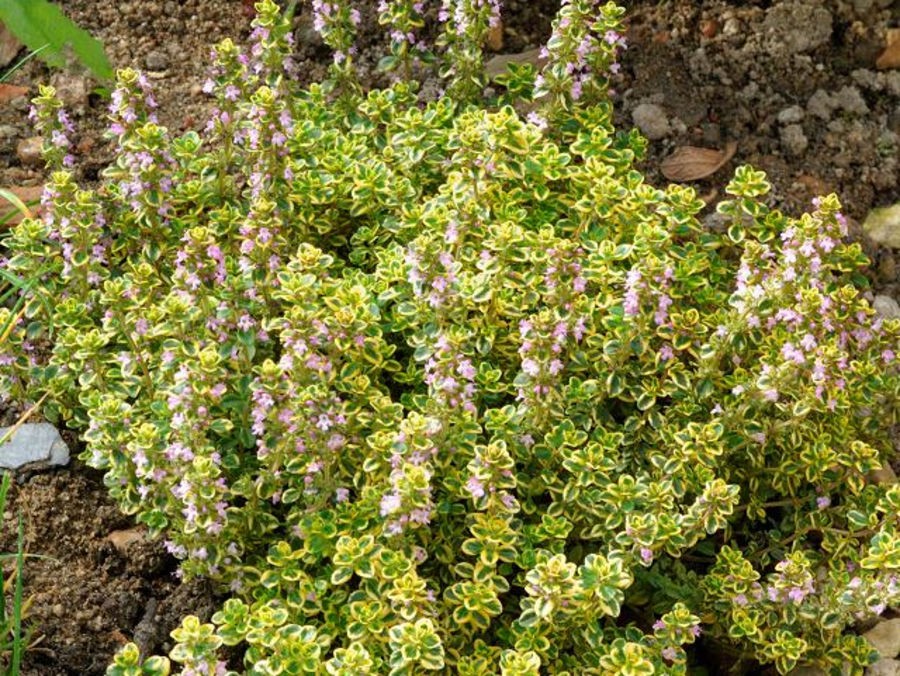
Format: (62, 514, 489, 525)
(777, 105, 806, 124)
(144, 50, 169, 71)
(50, 72, 91, 111)
(780, 124, 808, 156)
(722, 17, 741, 37)
(868, 658, 900, 676)
(15, 137, 43, 167)
(11, 95, 29, 112)
(864, 619, 900, 659)
(807, 89, 835, 119)
(0, 124, 18, 140)
(833, 85, 868, 115)
(0, 423, 70, 471)
(873, 295, 900, 319)
(763, 2, 832, 55)
(699, 19, 719, 39)
(632, 103, 671, 140)
(106, 527, 146, 552)
(863, 203, 900, 248)
(190, 83, 202, 97)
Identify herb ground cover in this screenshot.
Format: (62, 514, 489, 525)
(0, 1, 898, 674)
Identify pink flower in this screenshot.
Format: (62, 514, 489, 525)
(380, 493, 401, 516)
(466, 476, 485, 499)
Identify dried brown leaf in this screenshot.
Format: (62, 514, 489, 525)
(0, 83, 28, 105)
(660, 141, 738, 182)
(876, 28, 900, 70)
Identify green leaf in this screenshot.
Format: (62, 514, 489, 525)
(0, 0, 113, 80)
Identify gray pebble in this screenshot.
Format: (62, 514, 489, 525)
(50, 72, 91, 111)
(873, 295, 900, 319)
(15, 137, 43, 167)
(866, 658, 900, 676)
(807, 89, 834, 120)
(780, 124, 808, 156)
(722, 18, 741, 37)
(864, 619, 900, 659)
(0, 423, 69, 471)
(632, 103, 671, 140)
(145, 50, 169, 71)
(763, 2, 832, 55)
(777, 105, 805, 124)
(832, 86, 868, 116)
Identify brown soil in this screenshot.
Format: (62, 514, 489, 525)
(0, 0, 897, 673)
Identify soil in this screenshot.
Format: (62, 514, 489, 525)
(0, 0, 897, 673)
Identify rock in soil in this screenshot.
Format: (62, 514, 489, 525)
(864, 204, 900, 249)
(865, 618, 900, 659)
(0, 423, 69, 471)
(867, 658, 900, 676)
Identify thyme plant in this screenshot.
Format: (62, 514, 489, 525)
(1, 1, 898, 674)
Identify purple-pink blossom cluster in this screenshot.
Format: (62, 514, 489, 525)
(406, 245, 458, 309)
(173, 228, 228, 299)
(378, 0, 430, 59)
(464, 442, 517, 511)
(438, 0, 502, 37)
(543, 246, 587, 300)
(622, 263, 673, 324)
(311, 0, 362, 66)
(723, 205, 895, 411)
(516, 312, 586, 409)
(380, 422, 440, 535)
(28, 102, 75, 168)
(424, 333, 478, 414)
(535, 0, 626, 105)
(106, 72, 176, 216)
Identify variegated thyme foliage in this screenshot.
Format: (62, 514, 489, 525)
(3, 1, 899, 674)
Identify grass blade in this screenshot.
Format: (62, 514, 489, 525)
(0, 189, 33, 223)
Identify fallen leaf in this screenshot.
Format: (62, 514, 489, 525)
(660, 141, 738, 182)
(0, 83, 28, 105)
(106, 527, 146, 551)
(0, 185, 43, 226)
(876, 28, 900, 70)
(484, 47, 545, 79)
